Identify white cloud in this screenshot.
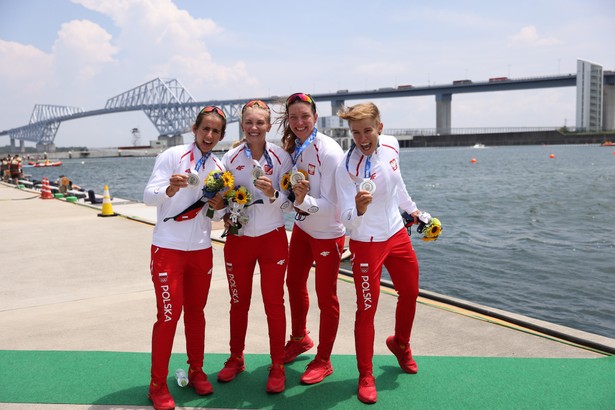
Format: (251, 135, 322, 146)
(509, 25, 562, 47)
(52, 19, 118, 82)
(0, 40, 52, 97)
(69, 0, 259, 100)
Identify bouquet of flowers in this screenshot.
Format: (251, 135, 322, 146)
(203, 170, 234, 217)
(419, 217, 442, 242)
(401, 211, 443, 242)
(223, 185, 261, 235)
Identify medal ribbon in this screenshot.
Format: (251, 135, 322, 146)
(345, 143, 372, 180)
(190, 143, 212, 172)
(292, 127, 318, 171)
(245, 144, 273, 170)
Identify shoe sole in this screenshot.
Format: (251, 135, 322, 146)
(189, 382, 214, 396)
(358, 395, 377, 404)
(300, 368, 333, 385)
(148, 394, 176, 410)
(386, 337, 418, 374)
(283, 340, 315, 363)
(217, 366, 245, 382)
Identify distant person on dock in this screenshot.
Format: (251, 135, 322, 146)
(336, 102, 424, 404)
(278, 92, 346, 385)
(2, 155, 11, 182)
(217, 100, 293, 393)
(56, 175, 82, 195)
(9, 155, 23, 185)
(142, 105, 227, 410)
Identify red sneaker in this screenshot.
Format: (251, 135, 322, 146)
(300, 357, 333, 385)
(148, 381, 175, 410)
(266, 363, 285, 393)
(188, 367, 213, 395)
(386, 335, 418, 374)
(217, 355, 245, 382)
(283, 333, 314, 363)
(357, 372, 377, 404)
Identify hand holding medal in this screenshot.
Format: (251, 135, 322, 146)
(251, 165, 265, 184)
(289, 170, 305, 186)
(359, 179, 376, 194)
(186, 170, 200, 189)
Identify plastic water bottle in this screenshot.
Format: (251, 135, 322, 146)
(175, 368, 188, 387)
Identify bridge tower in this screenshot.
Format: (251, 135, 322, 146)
(105, 78, 198, 144)
(436, 93, 452, 135)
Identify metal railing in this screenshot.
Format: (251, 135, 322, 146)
(383, 126, 575, 136)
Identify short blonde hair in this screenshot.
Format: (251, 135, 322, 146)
(337, 102, 381, 124)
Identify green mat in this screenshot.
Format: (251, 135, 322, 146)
(0, 350, 613, 409)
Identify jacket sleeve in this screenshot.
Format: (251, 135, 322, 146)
(143, 150, 176, 206)
(394, 156, 418, 214)
(295, 142, 345, 216)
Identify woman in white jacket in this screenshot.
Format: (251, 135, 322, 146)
(217, 100, 293, 394)
(336, 102, 423, 405)
(279, 93, 346, 386)
(143, 106, 227, 410)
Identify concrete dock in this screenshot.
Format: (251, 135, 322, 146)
(1, 182, 613, 410)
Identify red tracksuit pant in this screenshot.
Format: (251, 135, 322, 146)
(350, 228, 419, 375)
(223, 228, 288, 364)
(150, 245, 213, 384)
(286, 224, 345, 360)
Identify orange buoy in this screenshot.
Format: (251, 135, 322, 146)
(549, 154, 555, 159)
(40, 177, 54, 199)
(470, 158, 477, 163)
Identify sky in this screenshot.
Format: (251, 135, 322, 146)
(0, 0, 614, 149)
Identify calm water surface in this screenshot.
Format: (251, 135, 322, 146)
(25, 145, 615, 339)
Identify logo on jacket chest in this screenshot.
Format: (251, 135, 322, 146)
(308, 164, 316, 175)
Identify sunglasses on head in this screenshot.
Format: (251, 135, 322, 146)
(286, 93, 314, 108)
(199, 105, 226, 120)
(242, 100, 270, 113)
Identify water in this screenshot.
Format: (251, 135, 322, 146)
(24, 145, 615, 339)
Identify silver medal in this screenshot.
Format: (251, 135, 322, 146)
(251, 166, 265, 181)
(187, 171, 200, 189)
(290, 171, 305, 186)
(359, 179, 376, 194)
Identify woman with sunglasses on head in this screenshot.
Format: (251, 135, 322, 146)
(217, 100, 293, 393)
(336, 102, 422, 404)
(143, 106, 227, 410)
(278, 93, 346, 385)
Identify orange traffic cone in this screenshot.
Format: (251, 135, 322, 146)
(97, 185, 118, 217)
(40, 177, 54, 199)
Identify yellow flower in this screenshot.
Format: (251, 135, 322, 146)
(281, 173, 291, 191)
(422, 217, 442, 241)
(222, 171, 234, 188)
(235, 187, 248, 204)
